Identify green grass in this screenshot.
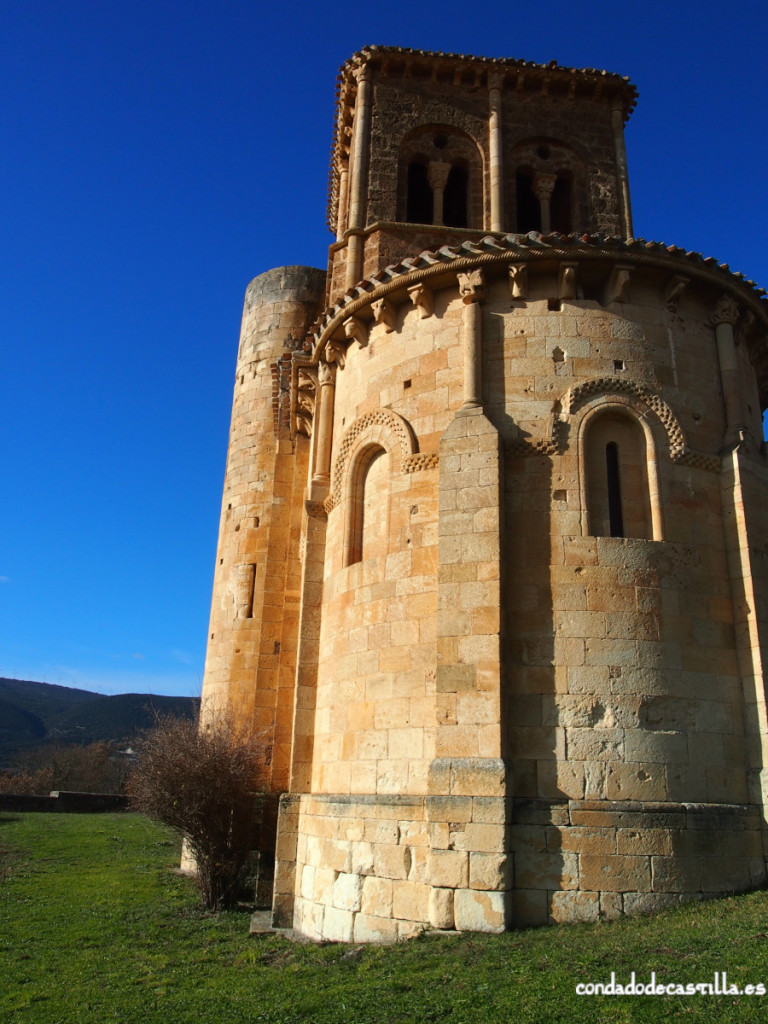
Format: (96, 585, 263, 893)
(2, 813, 768, 1023)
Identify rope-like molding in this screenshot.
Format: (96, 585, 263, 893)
(308, 233, 768, 366)
(404, 452, 439, 473)
(329, 408, 417, 509)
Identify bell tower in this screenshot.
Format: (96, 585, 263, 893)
(327, 46, 636, 301)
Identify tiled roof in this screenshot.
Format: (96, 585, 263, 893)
(310, 231, 768, 350)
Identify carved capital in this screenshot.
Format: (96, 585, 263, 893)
(487, 70, 505, 93)
(317, 360, 336, 387)
(407, 282, 434, 319)
(458, 269, 486, 304)
(372, 296, 398, 333)
(533, 172, 557, 203)
(343, 316, 368, 348)
(304, 499, 328, 520)
(711, 294, 740, 328)
(509, 264, 528, 299)
(352, 63, 371, 85)
(427, 160, 452, 191)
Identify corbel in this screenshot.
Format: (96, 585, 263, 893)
(603, 264, 632, 305)
(325, 338, 347, 368)
(343, 316, 368, 348)
(558, 263, 577, 300)
(508, 263, 528, 300)
(371, 297, 398, 333)
(407, 282, 434, 319)
(665, 275, 689, 315)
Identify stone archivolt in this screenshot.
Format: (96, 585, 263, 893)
(328, 409, 417, 511)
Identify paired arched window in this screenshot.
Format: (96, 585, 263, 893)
(398, 127, 482, 229)
(511, 140, 584, 235)
(584, 411, 654, 540)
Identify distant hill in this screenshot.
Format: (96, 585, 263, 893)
(0, 677, 199, 766)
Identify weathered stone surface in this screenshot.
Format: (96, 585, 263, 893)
(333, 872, 362, 912)
(549, 890, 600, 924)
(428, 849, 469, 889)
(469, 853, 513, 891)
(454, 889, 508, 933)
(429, 887, 455, 929)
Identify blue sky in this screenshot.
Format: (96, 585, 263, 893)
(2, 1, 766, 697)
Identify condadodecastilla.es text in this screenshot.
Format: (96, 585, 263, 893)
(576, 973, 765, 997)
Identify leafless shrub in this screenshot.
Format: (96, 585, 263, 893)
(127, 712, 268, 911)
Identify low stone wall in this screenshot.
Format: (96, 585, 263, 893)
(273, 788, 767, 940)
(274, 763, 515, 942)
(0, 791, 129, 813)
(511, 799, 767, 926)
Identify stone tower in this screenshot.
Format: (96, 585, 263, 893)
(201, 46, 768, 940)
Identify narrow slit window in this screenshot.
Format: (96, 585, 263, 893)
(606, 442, 624, 537)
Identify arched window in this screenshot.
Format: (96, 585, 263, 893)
(550, 173, 572, 234)
(407, 160, 433, 225)
(443, 163, 468, 228)
(585, 412, 652, 539)
(397, 127, 483, 228)
(346, 445, 390, 566)
(510, 140, 586, 234)
(515, 170, 541, 232)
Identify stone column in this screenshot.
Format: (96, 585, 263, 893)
(711, 294, 744, 445)
(611, 103, 634, 238)
(533, 173, 557, 234)
(311, 360, 336, 487)
(336, 163, 349, 241)
(428, 161, 451, 226)
(345, 64, 373, 291)
(488, 71, 504, 232)
(458, 270, 485, 409)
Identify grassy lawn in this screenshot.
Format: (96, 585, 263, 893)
(1, 813, 768, 1023)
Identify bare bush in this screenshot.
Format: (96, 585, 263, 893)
(127, 713, 268, 911)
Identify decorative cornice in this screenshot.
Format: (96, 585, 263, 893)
(307, 233, 768, 374)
